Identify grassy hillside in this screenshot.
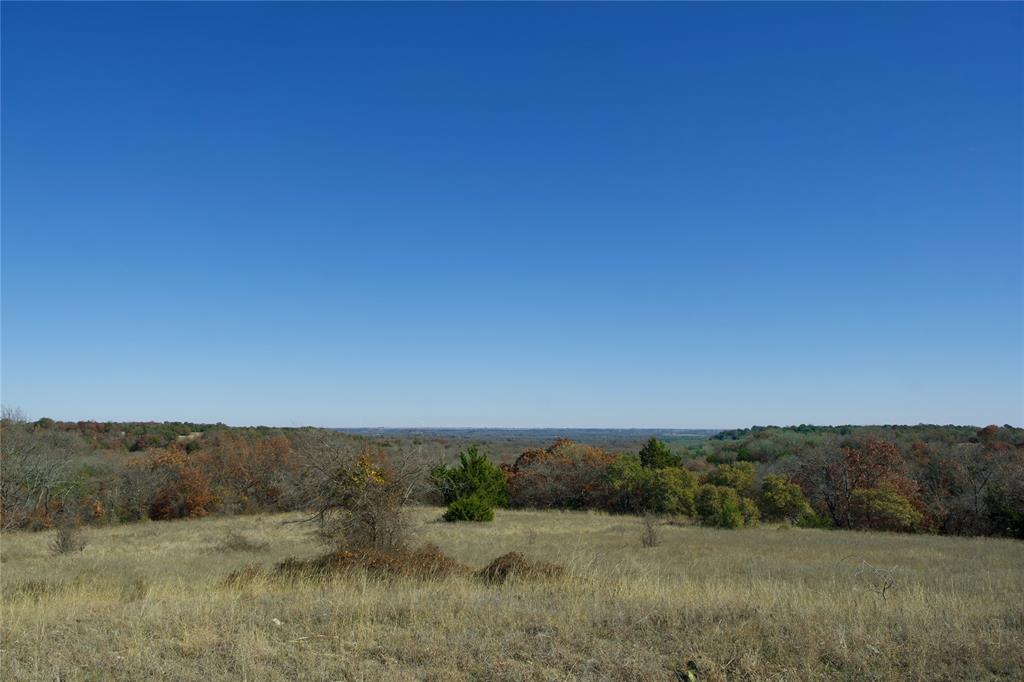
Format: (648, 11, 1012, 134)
(2, 508, 1021, 681)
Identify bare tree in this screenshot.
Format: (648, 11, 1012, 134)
(0, 422, 85, 530)
(281, 431, 428, 552)
(1, 405, 27, 423)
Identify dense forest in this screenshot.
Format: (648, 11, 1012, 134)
(1, 412, 1021, 538)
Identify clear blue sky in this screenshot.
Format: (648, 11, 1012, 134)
(2, 2, 1021, 428)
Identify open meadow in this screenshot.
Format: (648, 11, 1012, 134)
(2, 507, 1022, 681)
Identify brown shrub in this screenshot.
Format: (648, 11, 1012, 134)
(504, 439, 617, 509)
(147, 447, 216, 520)
(477, 552, 565, 585)
(204, 432, 296, 512)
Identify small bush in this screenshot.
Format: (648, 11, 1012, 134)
(293, 445, 416, 553)
(50, 522, 86, 555)
(477, 552, 565, 584)
(443, 494, 495, 522)
(640, 514, 662, 547)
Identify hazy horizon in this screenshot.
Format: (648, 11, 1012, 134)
(2, 414, 1015, 432)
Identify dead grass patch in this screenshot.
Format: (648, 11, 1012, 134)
(212, 530, 268, 553)
(9, 579, 62, 602)
(2, 508, 1022, 681)
(221, 564, 265, 588)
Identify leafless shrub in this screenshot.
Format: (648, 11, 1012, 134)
(1, 423, 86, 530)
(1, 405, 27, 423)
(853, 560, 898, 600)
(282, 431, 428, 552)
(50, 521, 86, 555)
(836, 555, 899, 601)
(641, 513, 662, 548)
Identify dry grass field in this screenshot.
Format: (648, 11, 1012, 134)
(2, 508, 1022, 681)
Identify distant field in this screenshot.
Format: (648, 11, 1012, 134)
(2, 509, 1022, 681)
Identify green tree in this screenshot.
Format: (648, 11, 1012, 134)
(606, 455, 697, 515)
(848, 485, 922, 532)
(638, 437, 680, 469)
(740, 497, 760, 526)
(706, 461, 758, 498)
(431, 445, 509, 508)
(432, 446, 509, 523)
(695, 484, 745, 529)
(759, 475, 812, 522)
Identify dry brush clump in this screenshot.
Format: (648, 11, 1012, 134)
(476, 551, 566, 585)
(275, 543, 470, 582)
(639, 513, 662, 548)
(49, 520, 87, 555)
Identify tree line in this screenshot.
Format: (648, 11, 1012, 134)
(1, 411, 1021, 539)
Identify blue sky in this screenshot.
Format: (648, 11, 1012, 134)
(2, 2, 1021, 428)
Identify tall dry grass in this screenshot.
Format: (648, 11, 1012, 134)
(1, 508, 1021, 680)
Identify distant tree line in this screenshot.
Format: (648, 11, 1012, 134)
(1, 412, 1021, 539)
(435, 426, 1023, 536)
